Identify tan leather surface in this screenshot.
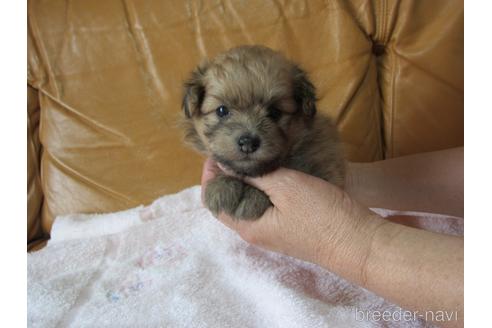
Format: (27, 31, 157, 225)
(27, 85, 44, 243)
(377, 0, 464, 157)
(27, 0, 463, 234)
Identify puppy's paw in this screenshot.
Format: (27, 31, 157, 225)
(234, 184, 272, 220)
(204, 175, 272, 220)
(204, 175, 244, 217)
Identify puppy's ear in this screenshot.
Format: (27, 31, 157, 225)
(292, 66, 317, 118)
(182, 63, 208, 118)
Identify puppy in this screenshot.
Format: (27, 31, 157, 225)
(182, 45, 345, 220)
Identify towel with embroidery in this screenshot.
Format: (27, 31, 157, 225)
(27, 186, 463, 328)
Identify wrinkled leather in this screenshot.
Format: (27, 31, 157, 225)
(378, 1, 464, 157)
(27, 85, 44, 245)
(27, 0, 463, 234)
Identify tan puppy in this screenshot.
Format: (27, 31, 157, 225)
(182, 45, 345, 220)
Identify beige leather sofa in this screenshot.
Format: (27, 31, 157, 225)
(27, 0, 463, 250)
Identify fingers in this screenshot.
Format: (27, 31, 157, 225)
(244, 167, 307, 198)
(243, 168, 288, 193)
(202, 159, 308, 199)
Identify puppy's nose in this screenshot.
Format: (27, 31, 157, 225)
(237, 134, 261, 154)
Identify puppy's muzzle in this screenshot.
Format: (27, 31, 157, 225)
(237, 134, 261, 154)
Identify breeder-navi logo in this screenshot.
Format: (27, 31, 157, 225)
(355, 308, 458, 323)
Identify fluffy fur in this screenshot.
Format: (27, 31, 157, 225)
(182, 45, 345, 220)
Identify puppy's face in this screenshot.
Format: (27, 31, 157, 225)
(182, 46, 317, 176)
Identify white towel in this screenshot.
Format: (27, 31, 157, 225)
(28, 186, 462, 328)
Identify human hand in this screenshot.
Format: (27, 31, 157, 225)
(201, 158, 464, 327)
(201, 158, 384, 276)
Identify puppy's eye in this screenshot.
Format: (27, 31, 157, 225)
(216, 105, 230, 118)
(267, 106, 282, 121)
